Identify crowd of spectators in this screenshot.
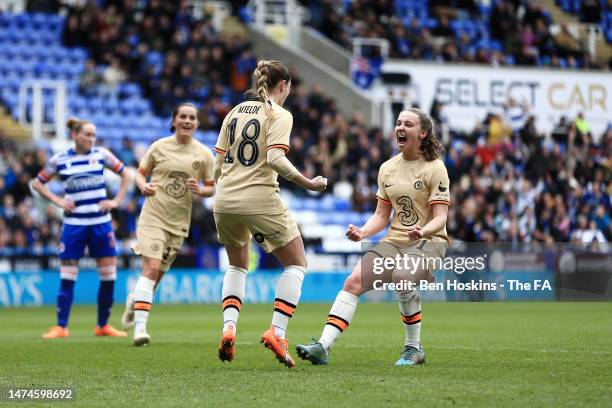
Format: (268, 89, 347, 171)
(63, 0, 256, 126)
(1, 1, 610, 255)
(444, 111, 611, 244)
(305, 0, 608, 70)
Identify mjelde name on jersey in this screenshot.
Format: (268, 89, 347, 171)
(238, 105, 261, 115)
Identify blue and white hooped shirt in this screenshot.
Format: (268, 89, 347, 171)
(36, 147, 125, 226)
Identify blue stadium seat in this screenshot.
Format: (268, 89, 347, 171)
(0, 12, 203, 156)
(0, 13, 9, 27)
(0, 60, 9, 75)
(316, 212, 334, 224)
(46, 14, 64, 30)
(360, 213, 372, 224)
(317, 195, 336, 211)
(301, 198, 318, 211)
(287, 199, 303, 211)
(119, 82, 141, 98)
(334, 198, 350, 211)
(6, 27, 23, 42)
(68, 48, 88, 61)
(1, 89, 18, 106)
(86, 98, 104, 111)
(142, 115, 160, 129)
(68, 96, 87, 111)
(201, 132, 217, 147)
(489, 40, 503, 52)
(110, 128, 126, 140)
(13, 13, 31, 28)
(74, 108, 93, 118)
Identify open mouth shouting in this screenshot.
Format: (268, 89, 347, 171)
(396, 130, 407, 145)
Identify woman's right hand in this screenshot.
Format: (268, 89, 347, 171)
(346, 224, 365, 242)
(309, 176, 328, 192)
(140, 182, 157, 196)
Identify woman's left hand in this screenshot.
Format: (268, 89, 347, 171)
(99, 199, 118, 213)
(186, 178, 201, 195)
(406, 225, 424, 240)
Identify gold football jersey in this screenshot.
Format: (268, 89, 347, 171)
(138, 136, 214, 237)
(376, 155, 451, 245)
(214, 100, 293, 214)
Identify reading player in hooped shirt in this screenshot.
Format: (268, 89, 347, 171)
(121, 103, 215, 346)
(297, 108, 451, 367)
(32, 117, 132, 339)
(214, 60, 327, 368)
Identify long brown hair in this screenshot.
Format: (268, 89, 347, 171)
(245, 59, 291, 118)
(405, 107, 445, 161)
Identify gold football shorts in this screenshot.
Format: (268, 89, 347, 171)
(214, 210, 301, 253)
(132, 224, 184, 271)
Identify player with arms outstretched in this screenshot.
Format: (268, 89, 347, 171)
(122, 103, 215, 346)
(297, 108, 450, 366)
(214, 60, 327, 368)
(32, 117, 132, 339)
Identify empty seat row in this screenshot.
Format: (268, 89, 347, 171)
(289, 197, 352, 212)
(0, 12, 64, 28)
(0, 27, 62, 42)
(0, 44, 88, 60)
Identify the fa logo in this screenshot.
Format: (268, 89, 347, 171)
(534, 280, 552, 290)
(90, 158, 98, 166)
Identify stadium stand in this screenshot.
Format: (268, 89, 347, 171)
(303, 0, 609, 70)
(0, 1, 610, 256)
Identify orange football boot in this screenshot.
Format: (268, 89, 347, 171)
(95, 324, 128, 337)
(218, 325, 236, 362)
(42, 325, 69, 339)
(260, 326, 295, 368)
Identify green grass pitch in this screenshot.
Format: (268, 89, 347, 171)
(1, 302, 611, 407)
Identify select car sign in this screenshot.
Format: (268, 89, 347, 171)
(381, 61, 611, 137)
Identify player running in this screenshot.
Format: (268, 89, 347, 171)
(33, 117, 132, 339)
(214, 60, 327, 368)
(296, 108, 450, 366)
(122, 102, 215, 346)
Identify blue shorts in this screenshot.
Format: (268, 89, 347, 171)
(59, 222, 117, 259)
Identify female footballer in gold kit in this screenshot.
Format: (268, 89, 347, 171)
(121, 103, 215, 346)
(297, 108, 450, 366)
(214, 60, 327, 368)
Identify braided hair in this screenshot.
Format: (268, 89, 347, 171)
(246, 60, 291, 118)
